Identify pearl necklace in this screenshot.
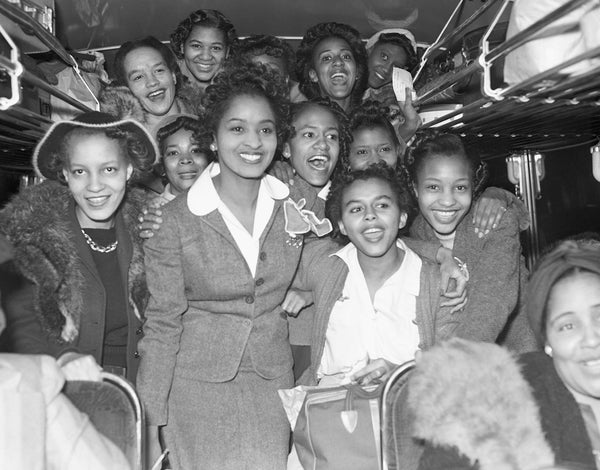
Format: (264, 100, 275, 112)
(81, 229, 118, 253)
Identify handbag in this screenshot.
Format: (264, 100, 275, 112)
(293, 382, 383, 470)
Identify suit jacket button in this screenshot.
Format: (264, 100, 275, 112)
(245, 295, 255, 304)
(259, 252, 267, 261)
(136, 327, 143, 335)
(255, 278, 264, 287)
(134, 351, 140, 358)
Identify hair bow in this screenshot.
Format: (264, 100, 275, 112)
(284, 198, 333, 238)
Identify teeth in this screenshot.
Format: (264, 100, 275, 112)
(148, 90, 164, 98)
(364, 228, 381, 234)
(240, 153, 261, 162)
(331, 72, 346, 79)
(87, 196, 108, 206)
(375, 72, 385, 80)
(584, 359, 600, 367)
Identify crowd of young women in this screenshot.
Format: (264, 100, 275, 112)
(1, 6, 596, 470)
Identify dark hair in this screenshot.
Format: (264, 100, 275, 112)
(156, 115, 214, 160)
(345, 100, 401, 169)
(202, 63, 291, 150)
(295, 22, 368, 109)
(326, 161, 415, 240)
(113, 36, 183, 93)
(230, 35, 295, 77)
(46, 127, 154, 184)
(405, 130, 488, 197)
(170, 9, 237, 60)
(288, 97, 352, 165)
(374, 32, 419, 74)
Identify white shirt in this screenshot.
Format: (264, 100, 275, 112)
(187, 162, 289, 277)
(317, 181, 331, 201)
(318, 238, 422, 383)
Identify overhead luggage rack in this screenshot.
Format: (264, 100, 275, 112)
(415, 0, 600, 159)
(0, 0, 92, 172)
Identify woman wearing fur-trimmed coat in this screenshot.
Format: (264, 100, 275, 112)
(0, 112, 155, 384)
(0, 181, 148, 383)
(410, 340, 597, 470)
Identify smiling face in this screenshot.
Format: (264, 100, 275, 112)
(546, 271, 600, 398)
(62, 131, 133, 229)
(349, 126, 399, 170)
(182, 26, 228, 84)
(284, 104, 340, 189)
(213, 93, 278, 181)
(309, 36, 357, 106)
(124, 46, 177, 118)
(338, 177, 407, 262)
(414, 154, 472, 237)
(162, 128, 210, 196)
(368, 42, 410, 89)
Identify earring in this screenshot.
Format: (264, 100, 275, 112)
(544, 345, 553, 357)
(210, 143, 217, 152)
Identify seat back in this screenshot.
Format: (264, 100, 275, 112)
(381, 360, 415, 470)
(62, 372, 144, 470)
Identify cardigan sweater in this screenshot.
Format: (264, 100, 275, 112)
(0, 181, 148, 382)
(410, 202, 538, 351)
(294, 238, 459, 386)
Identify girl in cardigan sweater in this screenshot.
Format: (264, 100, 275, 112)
(406, 131, 537, 351)
(285, 163, 458, 387)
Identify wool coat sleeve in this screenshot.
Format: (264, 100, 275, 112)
(136, 204, 186, 427)
(402, 237, 441, 263)
(454, 207, 523, 343)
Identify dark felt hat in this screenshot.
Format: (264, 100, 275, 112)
(33, 111, 158, 180)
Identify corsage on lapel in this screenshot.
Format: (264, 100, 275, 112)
(283, 198, 333, 248)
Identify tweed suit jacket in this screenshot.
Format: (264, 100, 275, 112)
(137, 176, 304, 426)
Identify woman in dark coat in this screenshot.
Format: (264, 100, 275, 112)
(0, 111, 155, 383)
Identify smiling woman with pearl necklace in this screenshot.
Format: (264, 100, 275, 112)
(0, 111, 156, 387)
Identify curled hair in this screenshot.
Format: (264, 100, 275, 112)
(345, 99, 401, 169)
(326, 161, 415, 240)
(289, 97, 352, 166)
(45, 127, 154, 184)
(405, 130, 488, 198)
(170, 9, 237, 60)
(229, 35, 295, 77)
(295, 22, 368, 109)
(374, 33, 419, 74)
(113, 36, 183, 93)
(202, 63, 291, 150)
(156, 115, 213, 159)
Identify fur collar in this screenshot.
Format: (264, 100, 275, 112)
(408, 338, 555, 470)
(99, 83, 203, 123)
(0, 181, 147, 343)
